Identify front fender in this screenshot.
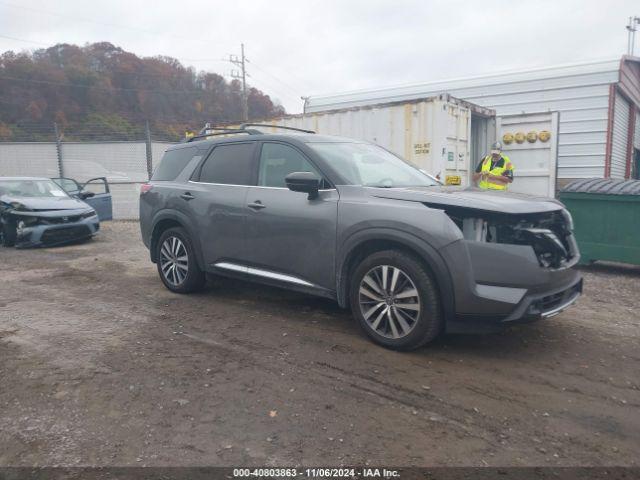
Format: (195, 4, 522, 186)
(335, 227, 456, 322)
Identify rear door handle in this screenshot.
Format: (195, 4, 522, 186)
(248, 201, 266, 210)
(180, 192, 195, 201)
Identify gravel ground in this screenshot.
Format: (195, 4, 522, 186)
(0, 221, 638, 467)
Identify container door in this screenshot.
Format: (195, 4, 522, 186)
(610, 92, 631, 179)
(495, 112, 559, 198)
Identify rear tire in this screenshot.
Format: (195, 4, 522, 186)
(156, 227, 205, 293)
(1, 222, 16, 247)
(349, 250, 442, 350)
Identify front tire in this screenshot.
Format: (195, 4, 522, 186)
(156, 227, 205, 293)
(349, 250, 442, 350)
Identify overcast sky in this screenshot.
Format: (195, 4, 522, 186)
(0, 0, 638, 113)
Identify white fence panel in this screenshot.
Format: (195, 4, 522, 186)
(0, 142, 59, 177)
(60, 142, 149, 183)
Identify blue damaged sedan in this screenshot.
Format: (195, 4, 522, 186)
(0, 177, 100, 248)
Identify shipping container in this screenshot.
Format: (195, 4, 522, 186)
(230, 95, 494, 188)
(228, 94, 561, 196)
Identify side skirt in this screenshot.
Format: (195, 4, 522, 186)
(209, 262, 337, 301)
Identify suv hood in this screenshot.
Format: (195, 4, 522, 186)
(368, 186, 564, 215)
(0, 194, 91, 212)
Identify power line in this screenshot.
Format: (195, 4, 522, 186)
(245, 75, 303, 105)
(0, 74, 218, 95)
(0, 33, 50, 46)
(245, 59, 306, 96)
(0, 32, 229, 72)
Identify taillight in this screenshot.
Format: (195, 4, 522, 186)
(140, 183, 153, 194)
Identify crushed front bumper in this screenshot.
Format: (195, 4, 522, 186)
(15, 217, 100, 248)
(440, 239, 583, 334)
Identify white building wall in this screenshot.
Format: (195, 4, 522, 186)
(306, 59, 623, 179)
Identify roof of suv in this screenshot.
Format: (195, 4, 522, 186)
(169, 133, 362, 151)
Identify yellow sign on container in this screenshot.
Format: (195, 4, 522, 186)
(445, 175, 461, 186)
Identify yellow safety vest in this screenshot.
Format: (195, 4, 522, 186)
(478, 155, 513, 191)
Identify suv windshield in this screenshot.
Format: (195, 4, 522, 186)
(308, 142, 439, 188)
(0, 179, 70, 198)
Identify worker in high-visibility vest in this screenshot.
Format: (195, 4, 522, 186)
(472, 142, 514, 190)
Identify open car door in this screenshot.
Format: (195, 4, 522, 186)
(52, 177, 113, 221)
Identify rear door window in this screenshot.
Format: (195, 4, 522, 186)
(197, 142, 256, 185)
(152, 147, 197, 181)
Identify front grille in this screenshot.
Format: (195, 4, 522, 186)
(41, 215, 82, 225)
(532, 282, 582, 316)
(540, 291, 566, 311)
(41, 225, 91, 244)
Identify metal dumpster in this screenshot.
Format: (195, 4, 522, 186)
(560, 178, 640, 265)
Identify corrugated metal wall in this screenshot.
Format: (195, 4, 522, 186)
(306, 59, 627, 179)
(610, 92, 631, 179)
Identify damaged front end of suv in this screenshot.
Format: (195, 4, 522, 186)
(446, 207, 579, 269)
(433, 198, 583, 333)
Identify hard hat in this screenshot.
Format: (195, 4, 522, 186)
(490, 141, 502, 154)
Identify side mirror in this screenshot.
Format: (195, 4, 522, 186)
(79, 191, 95, 199)
(285, 171, 321, 199)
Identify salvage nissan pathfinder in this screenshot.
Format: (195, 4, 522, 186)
(140, 125, 582, 350)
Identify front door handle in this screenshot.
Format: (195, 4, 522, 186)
(248, 201, 266, 210)
(180, 192, 195, 201)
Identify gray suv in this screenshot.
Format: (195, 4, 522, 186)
(140, 125, 582, 350)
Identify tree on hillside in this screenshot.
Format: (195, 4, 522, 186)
(0, 42, 286, 140)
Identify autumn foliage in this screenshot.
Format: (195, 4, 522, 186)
(0, 42, 286, 140)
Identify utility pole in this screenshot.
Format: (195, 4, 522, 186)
(627, 16, 640, 55)
(230, 43, 248, 121)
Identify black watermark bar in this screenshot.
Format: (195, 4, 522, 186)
(0, 468, 639, 480)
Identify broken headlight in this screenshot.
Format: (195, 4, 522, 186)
(561, 209, 574, 231)
(444, 208, 575, 268)
(17, 216, 39, 231)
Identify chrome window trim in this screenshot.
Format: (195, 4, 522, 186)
(188, 180, 335, 191)
(213, 261, 315, 287)
(188, 180, 251, 188)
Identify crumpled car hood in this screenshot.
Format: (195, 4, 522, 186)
(0, 194, 90, 212)
(367, 186, 564, 214)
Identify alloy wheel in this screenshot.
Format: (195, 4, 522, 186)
(358, 265, 421, 339)
(160, 236, 189, 286)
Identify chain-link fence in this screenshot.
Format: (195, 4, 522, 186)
(0, 122, 180, 219)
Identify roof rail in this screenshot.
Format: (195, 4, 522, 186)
(184, 122, 315, 143)
(239, 123, 315, 134)
(185, 125, 263, 143)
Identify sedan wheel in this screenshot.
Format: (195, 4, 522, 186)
(160, 236, 189, 286)
(358, 265, 421, 339)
